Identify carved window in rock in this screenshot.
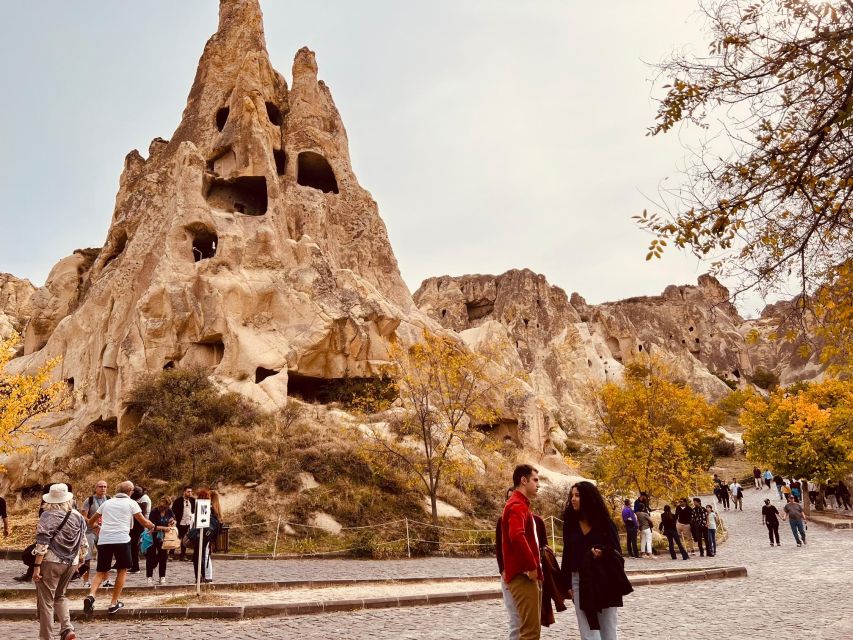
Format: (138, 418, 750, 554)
(255, 367, 279, 383)
(216, 107, 230, 131)
(205, 176, 268, 215)
(265, 102, 283, 126)
(296, 151, 339, 193)
(188, 225, 218, 262)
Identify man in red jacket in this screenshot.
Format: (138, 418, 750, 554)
(501, 464, 542, 640)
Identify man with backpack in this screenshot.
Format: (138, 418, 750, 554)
(78, 481, 109, 587)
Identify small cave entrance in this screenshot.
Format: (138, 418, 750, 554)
(297, 151, 339, 193)
(473, 419, 520, 446)
(465, 299, 495, 323)
(189, 226, 218, 262)
(182, 337, 225, 368)
(286, 372, 394, 405)
(273, 149, 286, 176)
(205, 176, 268, 216)
(88, 417, 118, 435)
(163, 361, 175, 370)
(265, 102, 283, 126)
(216, 106, 230, 131)
(255, 367, 280, 384)
(606, 336, 622, 362)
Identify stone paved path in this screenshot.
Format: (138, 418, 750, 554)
(5, 487, 853, 639)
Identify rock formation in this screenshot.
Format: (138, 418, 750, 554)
(415, 269, 828, 450)
(3, 0, 427, 483)
(0, 273, 36, 340)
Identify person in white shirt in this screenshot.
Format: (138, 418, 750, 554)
(83, 481, 153, 616)
(729, 479, 743, 511)
(705, 504, 719, 556)
(171, 487, 196, 561)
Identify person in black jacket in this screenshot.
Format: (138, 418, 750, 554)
(171, 487, 196, 561)
(659, 505, 689, 560)
(561, 481, 630, 640)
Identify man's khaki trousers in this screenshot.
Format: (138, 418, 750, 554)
(506, 573, 542, 640)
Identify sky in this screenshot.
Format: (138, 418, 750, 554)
(0, 1, 775, 316)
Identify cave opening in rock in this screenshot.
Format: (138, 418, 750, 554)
(216, 106, 229, 131)
(465, 299, 495, 323)
(287, 372, 394, 405)
(89, 417, 118, 435)
(473, 419, 520, 446)
(190, 226, 218, 262)
(205, 176, 268, 215)
(265, 102, 282, 126)
(163, 361, 175, 370)
(182, 337, 225, 368)
(297, 151, 339, 193)
(255, 367, 280, 384)
(273, 149, 286, 176)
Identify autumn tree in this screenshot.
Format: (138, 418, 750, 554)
(741, 378, 853, 480)
(640, 0, 853, 302)
(0, 332, 66, 467)
(363, 332, 523, 526)
(592, 357, 721, 503)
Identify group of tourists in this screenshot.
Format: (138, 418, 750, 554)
(712, 473, 744, 511)
(498, 465, 633, 640)
(747, 467, 851, 511)
(11, 479, 222, 640)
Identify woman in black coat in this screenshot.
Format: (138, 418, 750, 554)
(560, 481, 631, 640)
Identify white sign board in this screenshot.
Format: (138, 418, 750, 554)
(195, 499, 211, 529)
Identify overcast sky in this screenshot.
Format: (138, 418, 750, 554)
(0, 1, 775, 316)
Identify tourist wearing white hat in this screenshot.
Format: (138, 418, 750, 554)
(32, 483, 88, 640)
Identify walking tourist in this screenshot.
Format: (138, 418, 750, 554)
(712, 474, 724, 505)
(790, 479, 802, 501)
(837, 480, 852, 510)
(674, 498, 694, 553)
(762, 498, 781, 546)
(730, 478, 743, 511)
(500, 464, 543, 640)
(83, 480, 154, 615)
(690, 497, 708, 557)
(752, 467, 762, 490)
(145, 496, 176, 585)
(32, 483, 87, 640)
(824, 481, 838, 509)
(774, 474, 785, 500)
(719, 481, 731, 511)
(807, 481, 818, 507)
(561, 481, 632, 640)
(78, 480, 109, 587)
(621, 499, 639, 559)
(205, 490, 224, 581)
(636, 508, 653, 558)
(782, 495, 807, 547)
(1, 492, 8, 537)
(659, 505, 689, 560)
(763, 469, 773, 490)
(129, 485, 150, 573)
(171, 486, 196, 561)
(705, 504, 718, 556)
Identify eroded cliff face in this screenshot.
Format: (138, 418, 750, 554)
(0, 274, 36, 340)
(415, 270, 828, 452)
(3, 0, 427, 484)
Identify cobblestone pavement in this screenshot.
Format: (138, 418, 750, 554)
(5, 488, 853, 639)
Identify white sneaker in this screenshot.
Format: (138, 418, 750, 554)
(146, 577, 154, 586)
(159, 577, 166, 585)
(101, 579, 114, 588)
(82, 581, 91, 588)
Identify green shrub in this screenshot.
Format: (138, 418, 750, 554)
(711, 437, 737, 457)
(749, 367, 780, 390)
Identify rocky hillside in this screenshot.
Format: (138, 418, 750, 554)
(414, 269, 826, 449)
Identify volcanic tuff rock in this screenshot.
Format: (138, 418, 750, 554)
(415, 270, 827, 448)
(3, 0, 428, 484)
(0, 274, 36, 340)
